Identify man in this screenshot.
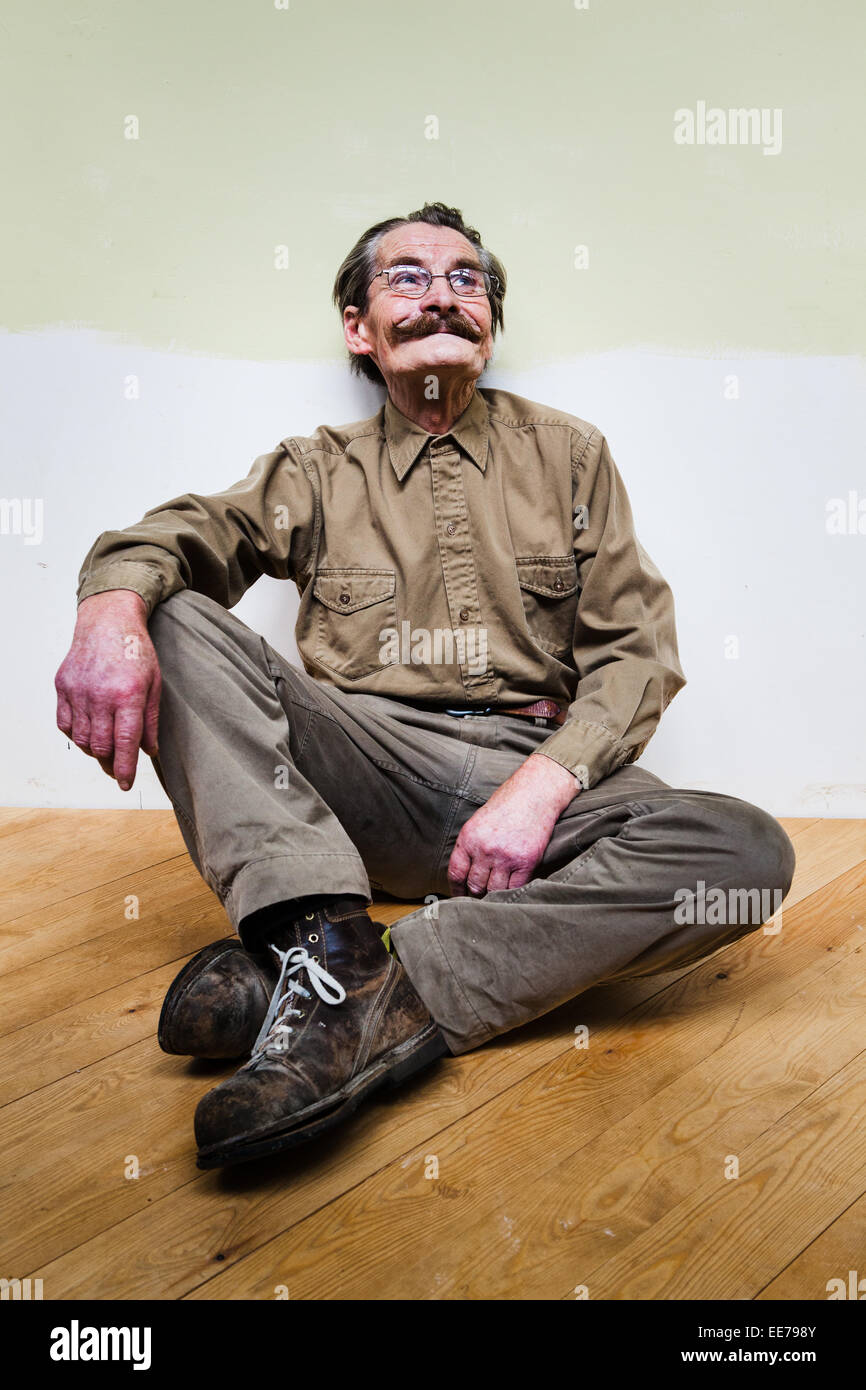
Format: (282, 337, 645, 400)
(55, 202, 796, 1169)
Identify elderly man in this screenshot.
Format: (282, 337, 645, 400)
(55, 202, 796, 1168)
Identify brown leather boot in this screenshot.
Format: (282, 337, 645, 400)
(158, 938, 277, 1059)
(194, 903, 449, 1167)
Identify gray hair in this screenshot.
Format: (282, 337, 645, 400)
(332, 201, 507, 385)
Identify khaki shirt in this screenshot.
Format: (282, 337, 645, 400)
(77, 386, 686, 789)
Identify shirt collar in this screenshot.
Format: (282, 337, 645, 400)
(384, 387, 490, 481)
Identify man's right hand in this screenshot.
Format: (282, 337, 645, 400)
(55, 590, 162, 792)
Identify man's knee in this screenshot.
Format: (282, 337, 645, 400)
(711, 796, 796, 922)
(149, 589, 190, 635)
(149, 588, 222, 633)
(148, 590, 240, 663)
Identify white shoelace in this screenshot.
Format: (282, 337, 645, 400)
(249, 944, 347, 1062)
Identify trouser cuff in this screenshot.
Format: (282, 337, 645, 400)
(224, 852, 371, 935)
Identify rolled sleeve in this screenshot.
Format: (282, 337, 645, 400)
(76, 560, 171, 617)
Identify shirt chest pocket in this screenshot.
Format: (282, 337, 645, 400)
(515, 555, 579, 660)
(312, 567, 397, 681)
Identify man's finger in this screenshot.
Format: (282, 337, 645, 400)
(464, 872, 492, 895)
(507, 866, 535, 890)
(70, 707, 92, 754)
(56, 693, 73, 736)
(141, 671, 161, 757)
(486, 864, 512, 894)
(112, 704, 145, 790)
(88, 706, 116, 760)
(466, 861, 491, 897)
(447, 842, 472, 897)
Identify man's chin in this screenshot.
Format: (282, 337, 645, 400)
(400, 336, 477, 368)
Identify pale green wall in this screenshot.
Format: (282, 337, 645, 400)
(2, 0, 863, 363)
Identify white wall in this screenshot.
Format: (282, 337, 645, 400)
(4, 329, 864, 816)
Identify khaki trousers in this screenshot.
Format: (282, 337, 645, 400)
(148, 591, 796, 1056)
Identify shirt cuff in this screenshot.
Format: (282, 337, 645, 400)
(76, 562, 169, 619)
(532, 718, 629, 791)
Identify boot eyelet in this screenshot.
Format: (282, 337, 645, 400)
(297, 1011, 305, 1019)
(311, 955, 319, 963)
(304, 913, 315, 921)
(308, 932, 318, 942)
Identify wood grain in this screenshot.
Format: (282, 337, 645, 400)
(0, 808, 861, 1301)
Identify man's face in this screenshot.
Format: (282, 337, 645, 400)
(344, 223, 495, 387)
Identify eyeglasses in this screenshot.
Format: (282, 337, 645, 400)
(370, 264, 500, 298)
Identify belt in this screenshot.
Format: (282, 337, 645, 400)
(443, 698, 566, 726)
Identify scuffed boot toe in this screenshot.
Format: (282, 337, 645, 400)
(158, 938, 275, 1059)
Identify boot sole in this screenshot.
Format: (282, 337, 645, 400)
(195, 1021, 448, 1169)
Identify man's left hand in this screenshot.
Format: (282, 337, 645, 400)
(447, 753, 580, 897)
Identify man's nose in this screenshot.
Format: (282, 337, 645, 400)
(416, 274, 459, 313)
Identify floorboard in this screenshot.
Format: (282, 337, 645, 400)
(0, 808, 862, 1301)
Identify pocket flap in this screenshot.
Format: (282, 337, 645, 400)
(515, 555, 578, 598)
(313, 568, 396, 614)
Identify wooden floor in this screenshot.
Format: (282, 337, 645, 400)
(0, 807, 864, 1301)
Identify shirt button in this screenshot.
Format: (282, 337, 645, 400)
(445, 522, 457, 536)
(339, 592, 351, 605)
(459, 607, 470, 622)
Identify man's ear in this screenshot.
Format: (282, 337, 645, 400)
(343, 306, 375, 362)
